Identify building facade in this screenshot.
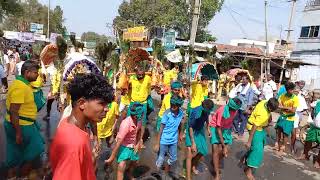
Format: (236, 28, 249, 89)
(291, 0, 320, 89)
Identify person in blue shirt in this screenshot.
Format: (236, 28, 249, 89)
(276, 81, 287, 99)
(185, 99, 214, 180)
(154, 95, 185, 173)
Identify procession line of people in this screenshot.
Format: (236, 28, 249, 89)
(3, 57, 320, 180)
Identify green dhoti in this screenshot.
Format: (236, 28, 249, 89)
(117, 145, 139, 163)
(246, 130, 266, 169)
(275, 115, 294, 136)
(185, 127, 208, 156)
(156, 116, 162, 132)
(187, 103, 191, 117)
(4, 120, 45, 168)
(306, 125, 320, 144)
(210, 127, 232, 145)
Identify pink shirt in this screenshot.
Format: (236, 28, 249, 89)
(50, 120, 96, 180)
(209, 106, 238, 129)
(117, 116, 142, 148)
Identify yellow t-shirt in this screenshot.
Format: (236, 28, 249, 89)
(171, 68, 178, 81)
(129, 75, 151, 103)
(247, 100, 270, 131)
(30, 69, 45, 88)
(97, 102, 119, 138)
(279, 94, 299, 121)
(163, 70, 173, 86)
(218, 73, 228, 87)
(6, 78, 37, 126)
(158, 93, 172, 118)
(121, 93, 131, 106)
(51, 71, 61, 95)
(190, 82, 208, 108)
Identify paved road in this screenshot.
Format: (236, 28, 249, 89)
(1, 77, 320, 180)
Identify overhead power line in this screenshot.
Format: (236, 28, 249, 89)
(225, 5, 248, 38)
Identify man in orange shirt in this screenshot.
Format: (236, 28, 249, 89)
(49, 74, 114, 180)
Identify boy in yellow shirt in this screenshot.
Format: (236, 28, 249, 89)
(161, 63, 174, 101)
(275, 82, 299, 154)
(119, 88, 131, 120)
(44, 70, 61, 121)
(188, 75, 209, 116)
(242, 98, 279, 180)
(97, 99, 119, 148)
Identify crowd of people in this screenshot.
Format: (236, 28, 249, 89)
(1, 43, 320, 180)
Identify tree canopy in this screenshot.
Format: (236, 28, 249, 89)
(0, 0, 24, 20)
(2, 0, 66, 35)
(113, 0, 224, 42)
(81, 31, 109, 44)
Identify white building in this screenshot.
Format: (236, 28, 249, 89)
(291, 0, 320, 89)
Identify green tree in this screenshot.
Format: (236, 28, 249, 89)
(95, 42, 117, 69)
(81, 31, 109, 44)
(151, 38, 165, 61)
(2, 0, 66, 35)
(113, 0, 223, 42)
(0, 0, 24, 20)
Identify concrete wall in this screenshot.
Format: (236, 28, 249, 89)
(293, 65, 320, 89)
(296, 38, 320, 51)
(300, 9, 320, 26)
(295, 9, 320, 51)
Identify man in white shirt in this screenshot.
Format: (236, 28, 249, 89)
(0, 49, 10, 90)
(262, 74, 277, 100)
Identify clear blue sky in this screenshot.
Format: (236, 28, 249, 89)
(39, 0, 308, 43)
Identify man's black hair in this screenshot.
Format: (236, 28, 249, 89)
(21, 60, 39, 75)
(202, 99, 214, 110)
(285, 81, 295, 91)
(68, 73, 114, 107)
(201, 75, 209, 81)
(267, 98, 279, 111)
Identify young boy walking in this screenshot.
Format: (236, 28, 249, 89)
(275, 82, 299, 154)
(244, 98, 279, 180)
(154, 95, 185, 173)
(208, 98, 242, 180)
(185, 99, 214, 180)
(105, 103, 144, 180)
(156, 81, 183, 133)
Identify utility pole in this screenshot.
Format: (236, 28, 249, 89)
(264, 0, 270, 77)
(187, 0, 201, 102)
(279, 0, 297, 85)
(47, 0, 50, 39)
(190, 0, 201, 46)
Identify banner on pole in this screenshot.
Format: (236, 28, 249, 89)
(164, 30, 176, 51)
(123, 26, 148, 41)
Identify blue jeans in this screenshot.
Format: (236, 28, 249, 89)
(233, 110, 248, 136)
(156, 143, 178, 168)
